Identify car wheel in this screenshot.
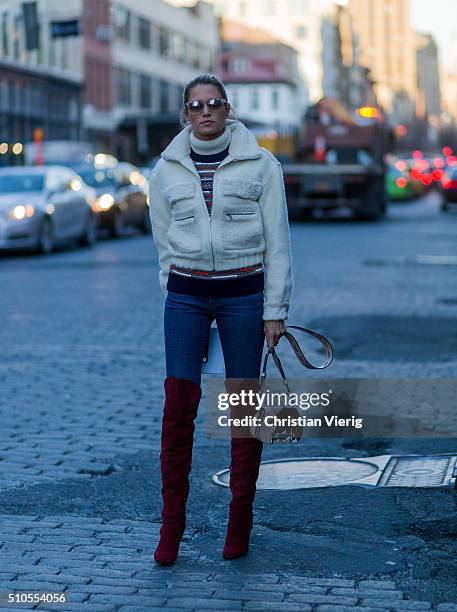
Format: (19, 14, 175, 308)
(79, 213, 97, 247)
(111, 209, 124, 238)
(36, 217, 54, 254)
(141, 206, 152, 234)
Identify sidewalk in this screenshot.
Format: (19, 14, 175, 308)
(1, 514, 457, 611)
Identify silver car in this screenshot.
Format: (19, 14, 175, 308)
(0, 165, 97, 254)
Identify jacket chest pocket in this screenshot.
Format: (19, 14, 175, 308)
(220, 178, 264, 250)
(163, 181, 197, 210)
(222, 205, 263, 250)
(163, 181, 202, 255)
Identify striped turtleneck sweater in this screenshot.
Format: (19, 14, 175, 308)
(166, 125, 264, 298)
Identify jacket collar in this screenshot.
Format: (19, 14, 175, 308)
(161, 119, 262, 162)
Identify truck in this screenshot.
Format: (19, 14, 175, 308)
(282, 98, 393, 220)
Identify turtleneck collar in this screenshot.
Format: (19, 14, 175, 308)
(189, 125, 231, 156)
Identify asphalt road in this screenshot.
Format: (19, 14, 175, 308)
(0, 189, 456, 610)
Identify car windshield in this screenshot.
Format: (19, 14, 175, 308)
(0, 174, 44, 193)
(76, 168, 116, 188)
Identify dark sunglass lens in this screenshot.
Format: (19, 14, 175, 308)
(208, 98, 223, 108)
(189, 101, 203, 112)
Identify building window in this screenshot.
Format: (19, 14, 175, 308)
(232, 57, 249, 75)
(139, 74, 152, 109)
(186, 39, 198, 67)
(271, 88, 279, 110)
(251, 88, 259, 110)
(138, 17, 151, 49)
(112, 4, 130, 42)
(1, 12, 8, 58)
(151, 23, 160, 53)
(296, 24, 306, 38)
(230, 87, 239, 109)
(48, 37, 56, 66)
(159, 26, 170, 57)
(171, 32, 185, 62)
(116, 67, 131, 106)
(160, 79, 169, 113)
(13, 14, 22, 60)
(168, 83, 181, 111)
(61, 38, 68, 70)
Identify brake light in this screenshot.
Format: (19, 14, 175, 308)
(432, 169, 443, 181)
(442, 178, 457, 189)
(421, 174, 432, 186)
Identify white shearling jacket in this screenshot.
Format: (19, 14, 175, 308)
(149, 119, 293, 321)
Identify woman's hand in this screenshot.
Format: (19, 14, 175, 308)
(264, 320, 286, 350)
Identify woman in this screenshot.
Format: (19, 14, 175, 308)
(149, 73, 293, 565)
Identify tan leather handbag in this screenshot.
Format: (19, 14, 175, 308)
(250, 325, 334, 443)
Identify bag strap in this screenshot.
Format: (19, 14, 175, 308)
(260, 324, 333, 388)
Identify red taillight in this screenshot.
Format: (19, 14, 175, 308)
(421, 174, 432, 186)
(443, 179, 457, 189)
(396, 177, 407, 188)
(432, 169, 443, 181)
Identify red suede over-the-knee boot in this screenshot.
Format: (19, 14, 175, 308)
(154, 375, 202, 566)
(223, 436, 263, 559)
(222, 378, 263, 560)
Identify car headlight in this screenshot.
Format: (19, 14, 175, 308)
(92, 193, 115, 212)
(8, 204, 36, 220)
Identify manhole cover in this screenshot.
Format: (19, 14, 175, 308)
(212, 454, 457, 490)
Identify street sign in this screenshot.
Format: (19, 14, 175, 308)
(50, 20, 80, 38)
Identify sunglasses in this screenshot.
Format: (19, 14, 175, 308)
(186, 97, 228, 114)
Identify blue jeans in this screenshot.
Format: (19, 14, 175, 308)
(164, 290, 266, 385)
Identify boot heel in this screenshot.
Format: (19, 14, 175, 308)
(223, 505, 253, 559)
(154, 515, 186, 566)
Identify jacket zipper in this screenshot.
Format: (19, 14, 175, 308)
(208, 213, 215, 269)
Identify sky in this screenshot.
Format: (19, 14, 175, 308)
(411, 0, 457, 73)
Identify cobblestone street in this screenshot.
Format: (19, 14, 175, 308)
(1, 192, 457, 610)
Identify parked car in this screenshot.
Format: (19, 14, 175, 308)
(0, 166, 97, 254)
(71, 161, 150, 237)
(440, 167, 457, 212)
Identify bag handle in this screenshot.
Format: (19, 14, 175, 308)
(260, 324, 334, 389)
